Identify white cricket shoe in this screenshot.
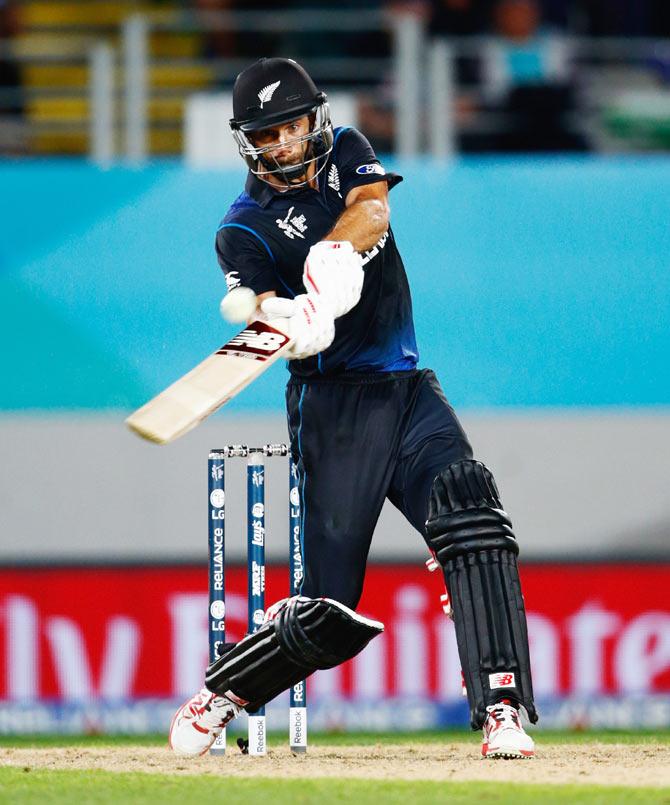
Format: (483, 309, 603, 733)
(169, 687, 240, 756)
(481, 700, 535, 759)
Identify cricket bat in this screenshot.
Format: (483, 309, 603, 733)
(125, 319, 292, 444)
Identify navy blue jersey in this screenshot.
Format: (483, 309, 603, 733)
(215, 126, 419, 377)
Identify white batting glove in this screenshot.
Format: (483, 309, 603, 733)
(261, 293, 335, 360)
(303, 241, 364, 318)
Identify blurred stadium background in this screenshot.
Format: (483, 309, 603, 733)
(0, 0, 669, 737)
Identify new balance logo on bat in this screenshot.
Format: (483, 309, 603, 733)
(218, 321, 290, 360)
(224, 330, 286, 351)
(226, 330, 285, 349)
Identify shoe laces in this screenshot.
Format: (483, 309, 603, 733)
(486, 701, 521, 730)
(190, 688, 239, 730)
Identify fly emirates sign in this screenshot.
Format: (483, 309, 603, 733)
(0, 565, 668, 729)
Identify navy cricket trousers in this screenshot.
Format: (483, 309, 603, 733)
(286, 368, 473, 609)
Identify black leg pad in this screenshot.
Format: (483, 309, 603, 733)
(426, 460, 538, 729)
(204, 596, 383, 712)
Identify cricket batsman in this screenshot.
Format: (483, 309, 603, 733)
(169, 57, 537, 759)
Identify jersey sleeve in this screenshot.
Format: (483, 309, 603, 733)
(215, 224, 278, 296)
(335, 127, 403, 199)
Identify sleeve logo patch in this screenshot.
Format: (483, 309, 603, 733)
(225, 270, 241, 291)
(489, 672, 516, 689)
(355, 163, 386, 176)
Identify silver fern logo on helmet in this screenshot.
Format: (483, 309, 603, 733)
(257, 81, 281, 109)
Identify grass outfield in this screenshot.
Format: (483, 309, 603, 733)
(1, 768, 667, 805)
(0, 731, 668, 804)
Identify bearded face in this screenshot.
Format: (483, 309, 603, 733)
(250, 116, 314, 185)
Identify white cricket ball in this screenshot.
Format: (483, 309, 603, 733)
(219, 286, 257, 323)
